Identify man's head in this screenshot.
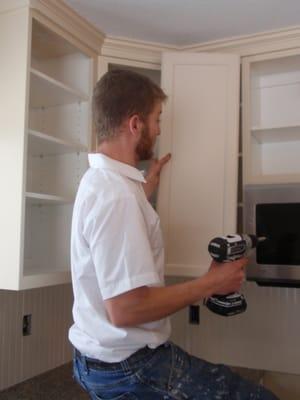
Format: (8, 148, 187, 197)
(92, 69, 167, 160)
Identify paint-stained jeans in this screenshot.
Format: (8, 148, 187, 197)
(73, 341, 279, 400)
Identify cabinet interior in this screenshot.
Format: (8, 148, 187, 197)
(108, 63, 161, 208)
(250, 54, 300, 181)
(23, 18, 92, 280)
(24, 203, 73, 276)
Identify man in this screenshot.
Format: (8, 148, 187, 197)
(69, 69, 278, 399)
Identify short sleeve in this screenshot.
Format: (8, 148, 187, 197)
(83, 194, 161, 300)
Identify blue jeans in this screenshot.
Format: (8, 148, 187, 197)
(73, 342, 279, 400)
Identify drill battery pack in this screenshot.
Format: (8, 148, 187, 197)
(204, 292, 247, 316)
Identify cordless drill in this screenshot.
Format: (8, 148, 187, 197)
(204, 234, 265, 316)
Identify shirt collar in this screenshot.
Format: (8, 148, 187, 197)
(88, 153, 146, 183)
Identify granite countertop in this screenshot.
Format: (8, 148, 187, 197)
(0, 363, 88, 400)
(0, 361, 263, 400)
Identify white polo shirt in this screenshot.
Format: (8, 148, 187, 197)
(69, 153, 171, 362)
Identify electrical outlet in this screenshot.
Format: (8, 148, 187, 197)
(23, 314, 32, 336)
(189, 305, 200, 324)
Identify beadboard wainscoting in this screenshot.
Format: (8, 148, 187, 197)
(1, 279, 300, 392)
(168, 277, 300, 375)
(0, 285, 73, 391)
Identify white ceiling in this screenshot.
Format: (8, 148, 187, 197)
(64, 0, 300, 46)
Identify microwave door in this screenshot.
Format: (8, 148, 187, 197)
(244, 185, 300, 286)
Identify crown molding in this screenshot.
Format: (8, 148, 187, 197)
(31, 0, 105, 55)
(183, 26, 300, 57)
(0, 0, 105, 55)
(102, 36, 177, 65)
(2, 1, 300, 60)
(103, 26, 300, 64)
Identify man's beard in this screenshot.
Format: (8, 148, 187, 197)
(135, 124, 154, 161)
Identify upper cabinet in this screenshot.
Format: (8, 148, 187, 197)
(0, 1, 102, 290)
(243, 49, 300, 185)
(99, 53, 241, 278)
(157, 52, 240, 277)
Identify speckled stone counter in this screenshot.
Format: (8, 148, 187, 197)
(0, 361, 263, 400)
(0, 363, 88, 400)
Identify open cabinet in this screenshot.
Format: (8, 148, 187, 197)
(243, 48, 300, 185)
(0, 2, 100, 290)
(98, 57, 162, 209)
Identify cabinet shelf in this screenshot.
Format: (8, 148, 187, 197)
(28, 129, 87, 156)
(30, 68, 89, 108)
(248, 174, 300, 184)
(252, 80, 300, 90)
(252, 124, 300, 143)
(26, 192, 73, 205)
(22, 270, 71, 288)
(24, 266, 70, 277)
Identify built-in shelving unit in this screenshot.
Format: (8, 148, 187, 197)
(20, 17, 94, 288)
(0, 3, 100, 290)
(243, 50, 300, 184)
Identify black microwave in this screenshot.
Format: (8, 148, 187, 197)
(244, 184, 300, 287)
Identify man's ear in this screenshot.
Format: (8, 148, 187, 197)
(129, 114, 143, 137)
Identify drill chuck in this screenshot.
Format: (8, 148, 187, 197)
(208, 234, 263, 262)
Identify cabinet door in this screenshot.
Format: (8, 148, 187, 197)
(157, 52, 240, 277)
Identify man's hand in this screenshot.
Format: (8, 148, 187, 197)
(205, 258, 248, 296)
(142, 153, 171, 199)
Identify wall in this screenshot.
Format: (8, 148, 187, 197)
(168, 278, 300, 400)
(190, 281, 300, 374)
(1, 280, 300, 399)
(0, 285, 73, 391)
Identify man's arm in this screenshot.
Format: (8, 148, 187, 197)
(105, 258, 247, 327)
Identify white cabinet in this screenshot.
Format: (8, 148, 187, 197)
(157, 52, 240, 277)
(98, 52, 241, 278)
(0, 1, 102, 290)
(243, 48, 300, 184)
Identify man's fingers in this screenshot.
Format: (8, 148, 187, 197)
(146, 153, 171, 179)
(158, 153, 171, 168)
(234, 257, 248, 270)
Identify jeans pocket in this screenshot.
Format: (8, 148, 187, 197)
(91, 391, 138, 400)
(73, 358, 89, 392)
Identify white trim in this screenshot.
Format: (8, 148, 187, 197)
(98, 56, 162, 80)
(183, 25, 300, 56)
(102, 36, 177, 65)
(103, 26, 300, 63)
(31, 0, 105, 55)
(1, 0, 105, 55)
